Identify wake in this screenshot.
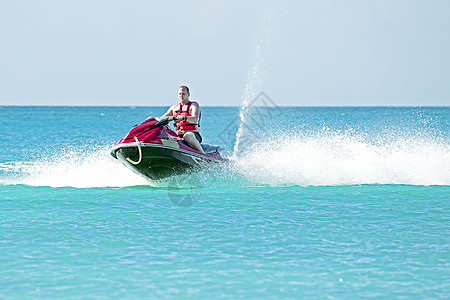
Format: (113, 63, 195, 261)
(1, 130, 449, 188)
(0, 145, 149, 188)
(231, 131, 450, 186)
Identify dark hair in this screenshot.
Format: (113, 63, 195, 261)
(179, 85, 190, 94)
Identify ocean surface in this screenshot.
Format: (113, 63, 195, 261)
(0, 106, 449, 299)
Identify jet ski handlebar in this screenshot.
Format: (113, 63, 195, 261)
(154, 116, 176, 127)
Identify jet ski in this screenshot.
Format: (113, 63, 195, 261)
(111, 116, 227, 180)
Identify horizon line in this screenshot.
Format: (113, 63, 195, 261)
(1, 104, 449, 108)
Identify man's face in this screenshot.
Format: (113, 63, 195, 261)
(178, 88, 189, 103)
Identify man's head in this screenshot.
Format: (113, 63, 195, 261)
(178, 86, 190, 103)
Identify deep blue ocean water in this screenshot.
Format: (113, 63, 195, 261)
(0, 106, 449, 299)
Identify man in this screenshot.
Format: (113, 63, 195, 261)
(161, 85, 206, 154)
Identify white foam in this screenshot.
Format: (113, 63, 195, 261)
(2, 132, 448, 188)
(2, 146, 149, 188)
(232, 132, 450, 186)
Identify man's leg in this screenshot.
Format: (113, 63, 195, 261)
(183, 132, 206, 154)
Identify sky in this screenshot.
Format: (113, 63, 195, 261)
(1, 0, 449, 107)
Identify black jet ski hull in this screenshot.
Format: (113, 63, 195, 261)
(112, 143, 220, 180)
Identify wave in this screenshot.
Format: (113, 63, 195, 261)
(230, 131, 450, 186)
(1, 131, 449, 188)
(0, 145, 149, 188)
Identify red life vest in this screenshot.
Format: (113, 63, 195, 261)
(174, 101, 200, 132)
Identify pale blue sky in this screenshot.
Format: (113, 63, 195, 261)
(1, 0, 449, 106)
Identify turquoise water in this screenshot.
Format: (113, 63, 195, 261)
(1, 106, 449, 299)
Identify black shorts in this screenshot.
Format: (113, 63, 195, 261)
(178, 132, 202, 143)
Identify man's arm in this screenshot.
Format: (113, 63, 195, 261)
(186, 102, 200, 123)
